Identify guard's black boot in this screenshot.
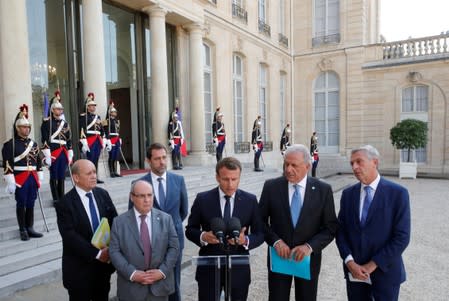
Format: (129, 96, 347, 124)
(57, 180, 65, 201)
(177, 153, 183, 169)
(25, 208, 43, 238)
(114, 161, 122, 177)
(49, 179, 58, 202)
(172, 152, 180, 170)
(16, 208, 29, 241)
(254, 158, 263, 172)
(109, 160, 116, 178)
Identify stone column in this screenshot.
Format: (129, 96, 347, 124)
(185, 23, 206, 158)
(82, 0, 107, 116)
(143, 5, 170, 145)
(0, 0, 33, 141)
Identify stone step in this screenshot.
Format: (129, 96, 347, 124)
(0, 230, 61, 259)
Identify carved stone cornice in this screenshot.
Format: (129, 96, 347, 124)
(407, 71, 423, 83)
(142, 4, 167, 18)
(318, 57, 333, 71)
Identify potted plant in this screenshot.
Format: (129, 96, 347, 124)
(390, 118, 428, 179)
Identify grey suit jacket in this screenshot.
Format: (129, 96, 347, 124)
(109, 208, 179, 301)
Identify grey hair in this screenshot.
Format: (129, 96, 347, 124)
(351, 145, 380, 161)
(284, 144, 312, 164)
(130, 180, 153, 194)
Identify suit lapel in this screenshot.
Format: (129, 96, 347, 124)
(212, 187, 223, 218)
(143, 173, 162, 210)
(164, 173, 174, 211)
(278, 178, 293, 228)
(352, 184, 362, 227)
(298, 178, 314, 226)
(71, 188, 93, 235)
(232, 190, 243, 219)
(364, 178, 384, 226)
(92, 188, 105, 219)
(126, 209, 143, 252)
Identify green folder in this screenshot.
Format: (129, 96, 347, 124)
(269, 246, 311, 280)
(91, 218, 110, 249)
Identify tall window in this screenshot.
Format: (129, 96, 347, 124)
(279, 0, 285, 34)
(233, 54, 244, 142)
(314, 71, 339, 153)
(203, 43, 213, 143)
(314, 0, 340, 45)
(280, 73, 286, 129)
(259, 64, 268, 141)
(258, 0, 266, 21)
(401, 85, 428, 162)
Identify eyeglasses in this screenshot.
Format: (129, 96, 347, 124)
(131, 192, 153, 200)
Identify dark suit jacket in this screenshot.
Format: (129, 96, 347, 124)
(259, 176, 338, 278)
(129, 172, 188, 249)
(336, 177, 411, 285)
(109, 208, 179, 301)
(55, 186, 118, 291)
(185, 187, 264, 283)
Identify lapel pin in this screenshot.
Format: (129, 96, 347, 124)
(312, 186, 316, 190)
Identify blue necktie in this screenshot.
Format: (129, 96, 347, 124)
(86, 192, 99, 231)
(157, 177, 166, 210)
(223, 195, 231, 222)
(291, 184, 302, 226)
(361, 186, 373, 226)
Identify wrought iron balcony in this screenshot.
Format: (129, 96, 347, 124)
(206, 142, 216, 154)
(234, 142, 251, 154)
(258, 19, 271, 37)
(382, 33, 449, 60)
(279, 33, 289, 47)
(263, 141, 273, 152)
(232, 3, 248, 23)
(312, 33, 341, 47)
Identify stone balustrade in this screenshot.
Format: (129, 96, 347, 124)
(383, 33, 449, 60)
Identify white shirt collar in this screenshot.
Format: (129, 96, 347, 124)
(362, 173, 381, 191)
(288, 175, 308, 189)
(151, 171, 166, 183)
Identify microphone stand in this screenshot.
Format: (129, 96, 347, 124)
(223, 237, 239, 301)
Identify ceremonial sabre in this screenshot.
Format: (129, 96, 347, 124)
(37, 190, 50, 232)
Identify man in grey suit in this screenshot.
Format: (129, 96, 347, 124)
(110, 180, 179, 301)
(128, 143, 188, 301)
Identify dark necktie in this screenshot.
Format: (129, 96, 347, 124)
(361, 186, 373, 226)
(224, 195, 231, 222)
(86, 192, 99, 231)
(290, 184, 302, 226)
(140, 215, 152, 269)
(157, 177, 166, 210)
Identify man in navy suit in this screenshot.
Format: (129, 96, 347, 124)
(259, 144, 338, 301)
(185, 157, 264, 301)
(336, 145, 411, 301)
(129, 143, 188, 301)
(55, 159, 118, 301)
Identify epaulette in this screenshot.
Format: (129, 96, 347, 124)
(80, 113, 86, 116)
(101, 120, 108, 126)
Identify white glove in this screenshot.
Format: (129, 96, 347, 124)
(42, 148, 52, 167)
(104, 139, 112, 152)
(214, 138, 219, 147)
(253, 144, 259, 152)
(181, 138, 184, 145)
(119, 138, 122, 145)
(169, 140, 174, 150)
(4, 174, 16, 194)
(68, 149, 74, 164)
(38, 171, 44, 182)
(81, 139, 89, 154)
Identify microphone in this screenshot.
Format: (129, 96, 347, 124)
(210, 217, 226, 245)
(227, 217, 242, 244)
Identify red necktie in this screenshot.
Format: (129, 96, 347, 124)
(140, 215, 152, 269)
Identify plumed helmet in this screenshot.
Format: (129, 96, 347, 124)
(87, 92, 95, 99)
(86, 93, 97, 106)
(15, 105, 31, 130)
(54, 90, 61, 99)
(171, 111, 178, 120)
(109, 101, 117, 113)
(51, 99, 64, 111)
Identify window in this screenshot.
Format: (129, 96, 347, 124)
(313, 0, 340, 46)
(203, 43, 213, 143)
(400, 85, 429, 163)
(280, 73, 286, 129)
(258, 0, 266, 21)
(259, 64, 268, 141)
(314, 71, 339, 153)
(279, 0, 285, 34)
(233, 54, 244, 142)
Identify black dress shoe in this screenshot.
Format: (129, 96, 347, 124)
(27, 228, 43, 238)
(97, 179, 104, 184)
(20, 230, 30, 241)
(114, 173, 122, 177)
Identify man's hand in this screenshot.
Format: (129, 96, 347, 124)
(68, 149, 74, 165)
(227, 227, 247, 246)
(361, 260, 377, 274)
(81, 139, 89, 154)
(253, 144, 259, 152)
(145, 269, 164, 284)
(291, 244, 312, 262)
(132, 270, 164, 285)
(274, 240, 291, 259)
(98, 247, 110, 263)
(201, 231, 220, 244)
(346, 260, 370, 280)
(4, 174, 16, 194)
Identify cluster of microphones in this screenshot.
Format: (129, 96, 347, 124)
(210, 217, 242, 246)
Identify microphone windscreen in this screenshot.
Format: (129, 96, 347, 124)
(227, 217, 241, 235)
(210, 217, 226, 234)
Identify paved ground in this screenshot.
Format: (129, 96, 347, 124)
(2, 175, 448, 301)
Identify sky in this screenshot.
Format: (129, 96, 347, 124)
(380, 0, 449, 41)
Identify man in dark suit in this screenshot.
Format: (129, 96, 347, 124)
(259, 144, 338, 301)
(185, 157, 264, 301)
(129, 143, 188, 301)
(336, 145, 411, 301)
(110, 180, 179, 301)
(55, 159, 118, 301)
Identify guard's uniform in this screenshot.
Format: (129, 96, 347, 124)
(252, 118, 264, 172)
(280, 126, 291, 155)
(41, 103, 72, 201)
(212, 118, 226, 162)
(79, 111, 104, 167)
(2, 108, 43, 240)
(168, 115, 184, 170)
(104, 105, 121, 177)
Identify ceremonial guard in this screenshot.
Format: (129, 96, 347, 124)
(213, 105, 221, 123)
(168, 112, 184, 170)
(212, 112, 226, 162)
(103, 102, 122, 177)
(280, 123, 291, 155)
(2, 105, 44, 241)
(41, 93, 73, 203)
(79, 92, 111, 183)
(251, 115, 264, 172)
(310, 131, 318, 154)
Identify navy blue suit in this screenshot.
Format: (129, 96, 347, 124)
(336, 177, 411, 300)
(185, 187, 264, 301)
(129, 171, 188, 301)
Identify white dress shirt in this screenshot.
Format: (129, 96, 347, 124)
(151, 171, 166, 205)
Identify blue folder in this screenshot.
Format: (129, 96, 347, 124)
(269, 246, 311, 280)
